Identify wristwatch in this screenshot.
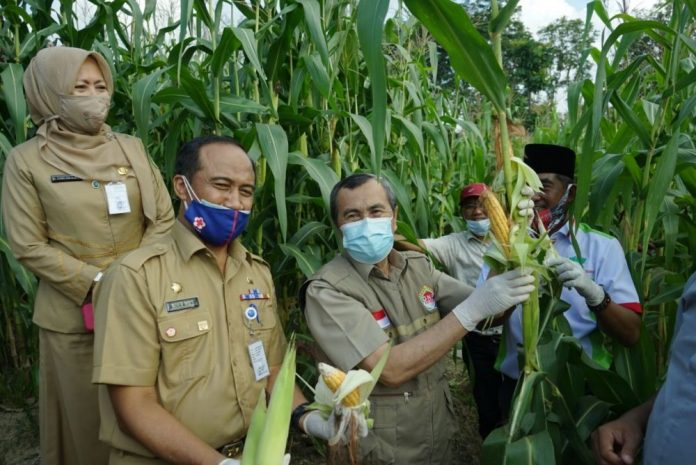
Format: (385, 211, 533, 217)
(291, 402, 310, 432)
(588, 288, 611, 314)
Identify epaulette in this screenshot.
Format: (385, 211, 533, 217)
(400, 249, 430, 261)
(121, 241, 170, 270)
(248, 252, 271, 269)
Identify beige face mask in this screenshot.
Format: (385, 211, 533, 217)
(59, 94, 110, 135)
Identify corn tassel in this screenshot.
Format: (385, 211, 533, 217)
(319, 363, 361, 407)
(481, 189, 510, 256)
(254, 341, 296, 465)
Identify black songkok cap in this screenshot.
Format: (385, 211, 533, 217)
(524, 144, 576, 179)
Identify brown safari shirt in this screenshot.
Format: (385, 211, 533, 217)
(93, 221, 286, 457)
(302, 250, 472, 464)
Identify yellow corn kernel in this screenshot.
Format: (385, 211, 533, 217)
(319, 363, 361, 407)
(480, 190, 510, 253)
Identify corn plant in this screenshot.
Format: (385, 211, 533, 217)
(1, 2, 694, 464)
(404, 0, 695, 463)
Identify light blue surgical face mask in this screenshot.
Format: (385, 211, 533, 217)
(466, 218, 490, 237)
(340, 217, 394, 264)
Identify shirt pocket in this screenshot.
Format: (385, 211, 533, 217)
(239, 299, 278, 334)
(158, 310, 213, 381)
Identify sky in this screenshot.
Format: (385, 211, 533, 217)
(518, 0, 662, 35)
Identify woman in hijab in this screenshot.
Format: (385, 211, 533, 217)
(1, 46, 174, 464)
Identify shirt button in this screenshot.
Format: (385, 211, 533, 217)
(166, 327, 176, 337)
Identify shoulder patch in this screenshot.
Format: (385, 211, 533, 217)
(121, 241, 170, 270)
(578, 223, 614, 239)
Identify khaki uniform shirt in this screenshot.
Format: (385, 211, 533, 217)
(92, 221, 286, 456)
(302, 250, 472, 464)
(1, 134, 174, 333)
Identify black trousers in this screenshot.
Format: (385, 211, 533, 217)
(463, 331, 517, 438)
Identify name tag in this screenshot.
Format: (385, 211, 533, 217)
(105, 182, 131, 214)
(164, 297, 199, 313)
(50, 174, 82, 183)
(248, 340, 270, 381)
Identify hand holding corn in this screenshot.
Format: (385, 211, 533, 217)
(452, 268, 536, 331)
(545, 256, 604, 305)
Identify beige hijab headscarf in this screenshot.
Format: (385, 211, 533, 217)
(23, 46, 156, 220)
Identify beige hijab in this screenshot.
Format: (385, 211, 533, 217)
(23, 46, 156, 221)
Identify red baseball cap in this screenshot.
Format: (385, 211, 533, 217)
(460, 183, 488, 204)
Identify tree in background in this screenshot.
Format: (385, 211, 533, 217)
(537, 17, 596, 108)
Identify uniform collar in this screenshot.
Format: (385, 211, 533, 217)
(173, 220, 249, 263)
(463, 230, 488, 243)
(343, 249, 405, 281)
(551, 221, 570, 240)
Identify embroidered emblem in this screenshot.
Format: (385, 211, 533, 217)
(197, 320, 209, 331)
(418, 285, 437, 312)
(371, 309, 392, 329)
(192, 217, 206, 230)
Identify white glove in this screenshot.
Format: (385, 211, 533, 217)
(453, 268, 535, 331)
(517, 186, 535, 223)
(301, 410, 334, 440)
(545, 256, 604, 305)
(301, 408, 368, 446)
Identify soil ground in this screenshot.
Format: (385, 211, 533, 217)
(0, 354, 481, 465)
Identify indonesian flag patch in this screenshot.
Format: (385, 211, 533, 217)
(371, 308, 392, 329)
(193, 216, 206, 231)
(418, 285, 437, 312)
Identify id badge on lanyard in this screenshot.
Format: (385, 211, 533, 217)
(105, 182, 131, 214)
(244, 303, 270, 381)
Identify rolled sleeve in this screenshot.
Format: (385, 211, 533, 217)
(92, 262, 160, 386)
(304, 279, 388, 371)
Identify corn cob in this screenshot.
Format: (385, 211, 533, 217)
(319, 362, 361, 407)
(480, 190, 510, 253)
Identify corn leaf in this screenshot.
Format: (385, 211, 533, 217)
(356, 0, 389, 174)
(403, 0, 507, 112)
(256, 124, 289, 241)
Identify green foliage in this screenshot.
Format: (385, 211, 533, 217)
(0, 2, 694, 464)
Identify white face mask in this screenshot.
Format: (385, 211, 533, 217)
(59, 94, 110, 134)
(466, 218, 490, 237)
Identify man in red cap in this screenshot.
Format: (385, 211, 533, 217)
(400, 182, 507, 438)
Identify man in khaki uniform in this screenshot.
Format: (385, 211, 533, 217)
(92, 136, 311, 465)
(301, 173, 536, 464)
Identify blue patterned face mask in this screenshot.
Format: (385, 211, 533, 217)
(466, 218, 490, 237)
(182, 177, 250, 246)
(340, 217, 394, 264)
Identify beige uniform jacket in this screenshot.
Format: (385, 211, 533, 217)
(302, 250, 472, 465)
(1, 134, 174, 333)
(92, 221, 286, 457)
